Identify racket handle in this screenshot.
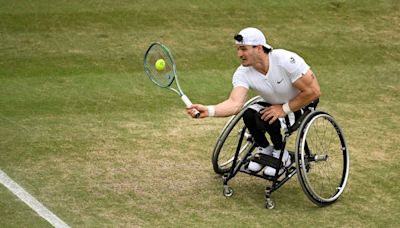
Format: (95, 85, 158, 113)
(181, 94, 200, 118)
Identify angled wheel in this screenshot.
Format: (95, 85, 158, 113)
(295, 111, 349, 206)
(211, 110, 253, 174)
(211, 96, 262, 174)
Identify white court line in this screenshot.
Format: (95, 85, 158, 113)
(0, 169, 70, 228)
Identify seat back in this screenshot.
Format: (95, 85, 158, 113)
(286, 99, 319, 133)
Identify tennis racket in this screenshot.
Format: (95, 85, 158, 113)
(144, 42, 200, 118)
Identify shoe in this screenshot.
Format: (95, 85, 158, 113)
(248, 145, 273, 172)
(264, 149, 291, 176)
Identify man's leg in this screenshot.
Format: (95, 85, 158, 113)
(242, 104, 283, 150)
(259, 117, 283, 150)
(242, 108, 270, 148)
(242, 108, 274, 172)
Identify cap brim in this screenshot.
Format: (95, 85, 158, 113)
(263, 44, 273, 49)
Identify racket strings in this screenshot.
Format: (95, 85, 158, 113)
(144, 45, 175, 87)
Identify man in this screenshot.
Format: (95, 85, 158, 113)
(187, 27, 321, 176)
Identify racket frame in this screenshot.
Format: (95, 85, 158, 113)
(144, 42, 200, 117)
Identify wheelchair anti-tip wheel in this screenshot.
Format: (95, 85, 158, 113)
(295, 111, 349, 206)
(223, 186, 234, 197)
(265, 198, 275, 209)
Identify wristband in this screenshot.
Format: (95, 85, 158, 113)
(207, 105, 216, 117)
(282, 102, 292, 114)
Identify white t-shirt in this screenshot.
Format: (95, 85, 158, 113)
(232, 49, 310, 104)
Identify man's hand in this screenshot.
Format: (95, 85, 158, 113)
(260, 104, 286, 124)
(186, 104, 208, 118)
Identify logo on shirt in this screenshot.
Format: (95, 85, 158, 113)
(290, 57, 296, 64)
(277, 79, 284, 84)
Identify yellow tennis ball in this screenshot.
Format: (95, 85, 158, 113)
(155, 59, 166, 71)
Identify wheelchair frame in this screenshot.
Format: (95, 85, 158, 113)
(212, 96, 350, 209)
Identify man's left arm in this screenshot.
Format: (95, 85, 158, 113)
(286, 69, 321, 112)
(260, 69, 321, 123)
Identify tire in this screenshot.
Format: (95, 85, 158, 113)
(295, 111, 350, 206)
(211, 96, 262, 174)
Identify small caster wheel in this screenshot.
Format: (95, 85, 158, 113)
(223, 186, 233, 197)
(265, 198, 275, 209)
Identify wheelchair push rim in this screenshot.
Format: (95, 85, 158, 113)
(212, 114, 254, 174)
(211, 96, 263, 174)
(295, 111, 350, 206)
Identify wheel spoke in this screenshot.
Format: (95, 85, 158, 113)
(296, 112, 349, 206)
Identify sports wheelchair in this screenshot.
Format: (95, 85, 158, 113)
(211, 96, 349, 209)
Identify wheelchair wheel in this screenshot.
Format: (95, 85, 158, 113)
(211, 111, 253, 174)
(295, 111, 349, 206)
(211, 96, 262, 174)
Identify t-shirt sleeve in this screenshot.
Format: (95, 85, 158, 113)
(283, 52, 310, 83)
(232, 67, 249, 89)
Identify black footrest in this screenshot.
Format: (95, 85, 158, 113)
(251, 154, 282, 169)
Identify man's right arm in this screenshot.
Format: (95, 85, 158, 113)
(212, 86, 248, 117)
(187, 86, 248, 118)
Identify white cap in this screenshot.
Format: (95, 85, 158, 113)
(235, 27, 273, 49)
